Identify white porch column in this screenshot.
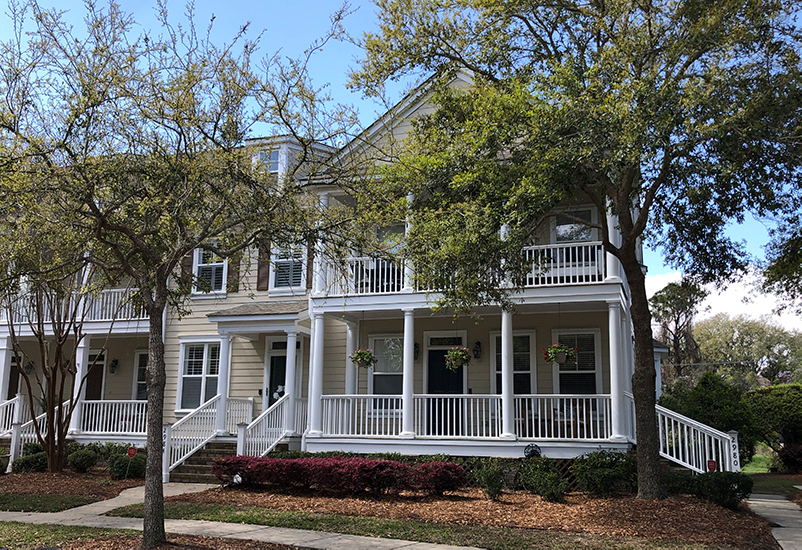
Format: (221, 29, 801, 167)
(500, 310, 516, 439)
(284, 331, 298, 433)
(308, 313, 325, 435)
(0, 337, 12, 402)
(403, 192, 415, 291)
(605, 206, 622, 282)
(401, 308, 415, 437)
(215, 335, 232, 435)
(608, 301, 626, 441)
(69, 337, 91, 434)
(313, 195, 330, 295)
(344, 322, 358, 395)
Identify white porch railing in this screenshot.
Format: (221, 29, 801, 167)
(656, 403, 740, 473)
(414, 395, 501, 439)
(8, 288, 147, 324)
(239, 394, 288, 457)
(0, 394, 24, 436)
(163, 395, 219, 481)
(514, 395, 612, 440)
(326, 257, 405, 296)
(321, 395, 403, 437)
(226, 398, 254, 434)
(295, 397, 308, 435)
(523, 242, 605, 286)
(80, 400, 147, 434)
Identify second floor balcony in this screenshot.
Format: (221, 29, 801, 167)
(3, 288, 148, 327)
(321, 241, 609, 298)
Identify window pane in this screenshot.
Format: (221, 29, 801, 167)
(374, 374, 402, 395)
(207, 345, 220, 375)
(430, 336, 462, 346)
(184, 346, 204, 375)
(557, 334, 596, 372)
(514, 373, 531, 394)
(136, 383, 147, 400)
(556, 210, 592, 242)
(374, 338, 402, 373)
(204, 376, 218, 401)
(181, 378, 201, 409)
(560, 373, 596, 394)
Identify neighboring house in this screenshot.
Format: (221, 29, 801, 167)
(0, 74, 740, 478)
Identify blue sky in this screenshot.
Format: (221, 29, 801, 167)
(3, 0, 790, 324)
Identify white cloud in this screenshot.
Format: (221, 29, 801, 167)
(645, 271, 802, 332)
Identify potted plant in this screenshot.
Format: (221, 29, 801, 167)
(542, 343, 578, 364)
(349, 348, 378, 369)
(444, 346, 471, 371)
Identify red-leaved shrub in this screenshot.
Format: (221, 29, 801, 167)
(212, 455, 466, 495)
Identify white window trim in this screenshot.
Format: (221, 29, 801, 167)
(131, 350, 148, 401)
(550, 328, 603, 395)
(550, 205, 598, 243)
(489, 330, 537, 395)
(422, 330, 468, 394)
(268, 245, 307, 296)
(366, 333, 404, 395)
(192, 248, 228, 297)
(175, 337, 223, 413)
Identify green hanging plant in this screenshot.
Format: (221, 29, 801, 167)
(444, 346, 471, 371)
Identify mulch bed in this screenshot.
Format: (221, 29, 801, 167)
(0, 469, 143, 499)
(169, 486, 778, 549)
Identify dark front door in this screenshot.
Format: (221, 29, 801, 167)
(425, 349, 464, 436)
(85, 355, 104, 401)
(267, 355, 287, 407)
(6, 360, 19, 400)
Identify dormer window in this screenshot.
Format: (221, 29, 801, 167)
(259, 150, 280, 173)
(195, 249, 227, 293)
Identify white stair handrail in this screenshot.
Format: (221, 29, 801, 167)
(0, 394, 24, 436)
(238, 394, 289, 457)
(164, 395, 220, 478)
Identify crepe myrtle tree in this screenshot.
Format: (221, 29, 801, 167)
(0, 0, 355, 543)
(348, 0, 802, 498)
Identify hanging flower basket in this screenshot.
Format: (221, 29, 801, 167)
(349, 348, 378, 369)
(542, 343, 578, 364)
(444, 347, 471, 371)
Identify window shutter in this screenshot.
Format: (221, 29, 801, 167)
(257, 241, 270, 291)
(227, 253, 241, 293)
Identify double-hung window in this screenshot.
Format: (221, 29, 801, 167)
(195, 249, 227, 293)
(555, 210, 593, 243)
(179, 343, 220, 410)
(492, 331, 536, 394)
(553, 332, 600, 394)
(259, 149, 280, 173)
(270, 246, 305, 293)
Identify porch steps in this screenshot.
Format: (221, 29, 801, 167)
(169, 441, 237, 484)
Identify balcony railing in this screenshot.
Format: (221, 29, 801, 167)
(7, 288, 147, 324)
(80, 400, 147, 435)
(323, 242, 607, 297)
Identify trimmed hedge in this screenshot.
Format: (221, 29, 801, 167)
(11, 451, 48, 473)
(108, 452, 146, 479)
(667, 471, 752, 510)
(212, 456, 467, 495)
(570, 450, 637, 497)
(67, 448, 97, 473)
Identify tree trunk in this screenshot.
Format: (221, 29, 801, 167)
(143, 294, 167, 546)
(623, 258, 666, 499)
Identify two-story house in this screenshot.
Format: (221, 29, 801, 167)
(0, 73, 740, 478)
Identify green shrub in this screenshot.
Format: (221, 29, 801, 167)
(67, 448, 97, 473)
(570, 450, 637, 497)
(693, 472, 753, 510)
(778, 444, 802, 473)
(473, 459, 505, 500)
(12, 451, 48, 473)
(517, 457, 569, 502)
(22, 442, 43, 457)
(108, 452, 146, 479)
(747, 384, 802, 453)
(661, 372, 757, 464)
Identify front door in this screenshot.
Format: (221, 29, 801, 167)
(6, 359, 19, 400)
(84, 352, 105, 401)
(425, 348, 465, 436)
(266, 355, 287, 408)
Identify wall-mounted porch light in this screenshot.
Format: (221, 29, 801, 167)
(473, 341, 482, 359)
(24, 361, 33, 375)
(109, 359, 119, 374)
(414, 342, 419, 360)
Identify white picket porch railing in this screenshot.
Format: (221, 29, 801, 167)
(8, 400, 71, 466)
(414, 395, 501, 439)
(80, 400, 147, 434)
(321, 395, 403, 437)
(523, 242, 606, 286)
(8, 288, 147, 324)
(163, 395, 219, 481)
(514, 395, 612, 440)
(295, 398, 308, 435)
(325, 257, 405, 296)
(656, 404, 740, 473)
(226, 398, 254, 434)
(239, 394, 288, 457)
(0, 395, 24, 436)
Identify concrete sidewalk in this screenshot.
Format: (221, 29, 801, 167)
(0, 483, 479, 550)
(748, 492, 802, 550)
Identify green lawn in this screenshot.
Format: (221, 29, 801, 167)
(107, 502, 729, 550)
(742, 455, 772, 474)
(0, 522, 135, 550)
(0, 493, 98, 513)
(749, 473, 802, 498)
